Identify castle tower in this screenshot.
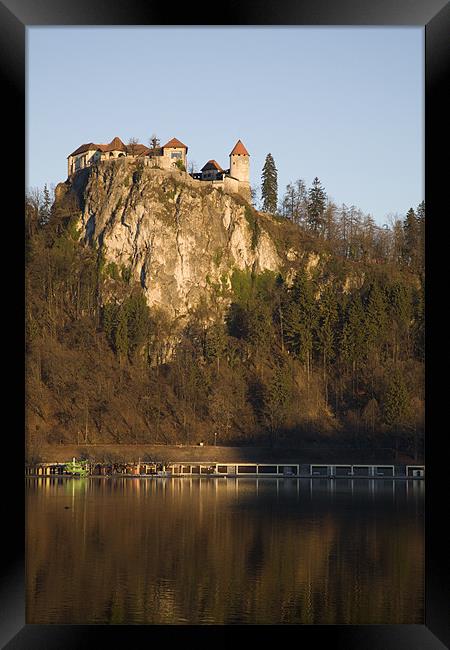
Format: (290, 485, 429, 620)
(161, 137, 188, 169)
(229, 140, 250, 186)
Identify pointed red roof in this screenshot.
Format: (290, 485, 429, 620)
(101, 136, 127, 152)
(69, 137, 148, 158)
(162, 137, 188, 151)
(68, 142, 98, 157)
(230, 140, 249, 156)
(201, 160, 223, 172)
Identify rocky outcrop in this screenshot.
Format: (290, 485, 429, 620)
(55, 159, 372, 325)
(58, 160, 286, 319)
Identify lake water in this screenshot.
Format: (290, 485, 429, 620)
(26, 477, 424, 624)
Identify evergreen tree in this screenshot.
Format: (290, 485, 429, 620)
(416, 201, 425, 222)
(261, 362, 291, 445)
(307, 177, 327, 234)
(114, 307, 129, 361)
(338, 204, 350, 257)
(284, 270, 317, 382)
(412, 282, 425, 360)
(403, 207, 419, 269)
(261, 153, 278, 213)
(39, 184, 52, 226)
(246, 298, 274, 352)
(25, 179, 426, 453)
(364, 282, 388, 362)
(205, 323, 227, 372)
(387, 282, 412, 362)
(315, 286, 339, 405)
(102, 302, 119, 348)
(126, 292, 151, 357)
(226, 303, 250, 340)
(383, 371, 409, 428)
(416, 201, 425, 272)
(340, 292, 366, 392)
(391, 218, 406, 266)
(64, 459, 89, 477)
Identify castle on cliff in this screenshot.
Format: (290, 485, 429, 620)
(67, 136, 251, 200)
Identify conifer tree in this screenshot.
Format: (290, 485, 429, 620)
(340, 292, 366, 393)
(261, 153, 278, 214)
(102, 302, 118, 347)
(391, 218, 406, 266)
(403, 207, 419, 269)
(416, 201, 425, 271)
(387, 282, 412, 362)
(126, 292, 151, 357)
(413, 282, 425, 360)
(262, 363, 291, 445)
(307, 177, 327, 234)
(383, 371, 409, 429)
(247, 298, 274, 352)
(114, 308, 129, 361)
(284, 270, 317, 382)
(39, 184, 52, 226)
(364, 282, 388, 364)
(315, 287, 339, 404)
(416, 201, 425, 221)
(205, 323, 227, 373)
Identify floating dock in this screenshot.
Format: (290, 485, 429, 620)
(25, 461, 425, 479)
(164, 462, 424, 479)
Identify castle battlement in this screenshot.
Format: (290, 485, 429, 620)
(67, 136, 251, 201)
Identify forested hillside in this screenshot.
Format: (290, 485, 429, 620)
(25, 169, 424, 461)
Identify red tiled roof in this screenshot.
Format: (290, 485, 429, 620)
(69, 137, 149, 158)
(102, 136, 127, 152)
(68, 142, 98, 157)
(126, 144, 151, 156)
(201, 160, 223, 172)
(230, 140, 249, 156)
(162, 137, 188, 151)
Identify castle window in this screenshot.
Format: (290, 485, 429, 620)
(171, 152, 182, 159)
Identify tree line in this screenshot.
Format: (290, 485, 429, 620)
(258, 154, 425, 273)
(25, 180, 424, 461)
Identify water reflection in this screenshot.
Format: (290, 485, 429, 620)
(26, 477, 424, 624)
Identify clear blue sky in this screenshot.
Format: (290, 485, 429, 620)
(27, 27, 423, 225)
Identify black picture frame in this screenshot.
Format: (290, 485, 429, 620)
(2, 0, 448, 647)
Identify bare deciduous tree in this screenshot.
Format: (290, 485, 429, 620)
(127, 137, 140, 156)
(149, 134, 160, 151)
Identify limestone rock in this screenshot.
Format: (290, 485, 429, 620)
(65, 160, 285, 320)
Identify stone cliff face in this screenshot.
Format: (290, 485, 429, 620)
(58, 159, 290, 319)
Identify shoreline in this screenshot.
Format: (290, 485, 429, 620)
(25, 459, 425, 480)
(26, 443, 422, 466)
(26, 474, 425, 480)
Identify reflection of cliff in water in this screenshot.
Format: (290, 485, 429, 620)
(26, 478, 424, 624)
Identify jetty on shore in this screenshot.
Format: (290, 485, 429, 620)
(25, 461, 425, 479)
